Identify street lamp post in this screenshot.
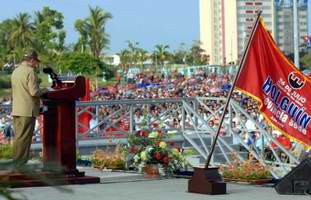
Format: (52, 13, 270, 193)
(293, 0, 299, 68)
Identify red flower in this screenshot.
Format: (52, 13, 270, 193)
(157, 131, 163, 138)
(135, 131, 141, 136)
(155, 141, 161, 146)
(129, 146, 138, 153)
(152, 123, 159, 128)
(136, 130, 148, 137)
(154, 152, 162, 160)
(162, 156, 169, 164)
(141, 130, 149, 137)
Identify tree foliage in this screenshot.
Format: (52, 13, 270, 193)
(127, 41, 140, 66)
(118, 41, 149, 69)
(33, 7, 65, 65)
(74, 19, 89, 53)
(171, 43, 188, 64)
(185, 40, 209, 65)
(9, 12, 34, 51)
(301, 52, 311, 70)
(74, 6, 112, 59)
(0, 7, 66, 66)
(0, 19, 14, 66)
(118, 49, 131, 71)
(33, 7, 65, 51)
(56, 52, 114, 79)
(152, 44, 170, 69)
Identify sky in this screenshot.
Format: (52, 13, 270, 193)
(0, 0, 199, 54)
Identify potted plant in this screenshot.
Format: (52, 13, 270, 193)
(126, 130, 187, 177)
(91, 146, 126, 170)
(219, 153, 272, 184)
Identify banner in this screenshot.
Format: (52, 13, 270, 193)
(236, 19, 311, 147)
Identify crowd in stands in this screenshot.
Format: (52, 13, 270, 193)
(93, 69, 232, 100)
(86, 70, 291, 153)
(0, 99, 13, 144)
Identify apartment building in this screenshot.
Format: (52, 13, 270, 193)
(199, 0, 238, 65)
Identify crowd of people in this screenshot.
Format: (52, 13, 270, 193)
(0, 98, 13, 144)
(94, 69, 232, 100)
(82, 70, 276, 149)
(89, 70, 259, 128)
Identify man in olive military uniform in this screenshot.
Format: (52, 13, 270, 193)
(11, 50, 47, 165)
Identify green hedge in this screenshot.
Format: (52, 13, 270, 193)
(0, 75, 11, 89)
(0, 144, 12, 159)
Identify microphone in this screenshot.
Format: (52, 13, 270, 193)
(43, 67, 62, 86)
(43, 67, 54, 75)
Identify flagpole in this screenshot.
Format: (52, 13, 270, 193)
(204, 11, 263, 169)
(293, 0, 299, 68)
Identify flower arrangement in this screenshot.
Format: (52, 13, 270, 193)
(126, 130, 188, 175)
(91, 146, 126, 170)
(219, 153, 271, 181)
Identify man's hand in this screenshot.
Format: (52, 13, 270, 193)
(40, 88, 49, 99)
(41, 92, 48, 99)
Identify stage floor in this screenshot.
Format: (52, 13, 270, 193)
(10, 167, 310, 200)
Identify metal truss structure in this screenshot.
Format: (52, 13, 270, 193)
(0, 97, 304, 178)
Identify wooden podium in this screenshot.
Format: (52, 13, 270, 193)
(42, 76, 85, 175)
(0, 76, 99, 187)
(41, 75, 99, 184)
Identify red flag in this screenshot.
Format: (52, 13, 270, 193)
(236, 18, 311, 147)
(79, 78, 92, 134)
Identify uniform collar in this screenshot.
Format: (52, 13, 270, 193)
(20, 61, 33, 68)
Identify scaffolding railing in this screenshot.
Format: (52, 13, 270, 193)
(0, 97, 303, 178)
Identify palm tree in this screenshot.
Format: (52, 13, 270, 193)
(9, 13, 34, 49)
(186, 40, 209, 65)
(172, 42, 188, 64)
(74, 19, 88, 53)
(33, 10, 45, 25)
(33, 7, 65, 55)
(85, 6, 112, 59)
(0, 19, 14, 64)
(31, 8, 66, 66)
(56, 30, 66, 52)
(118, 49, 131, 72)
(153, 44, 170, 72)
(9, 12, 34, 62)
(127, 41, 140, 66)
(137, 48, 148, 70)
